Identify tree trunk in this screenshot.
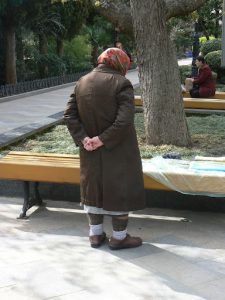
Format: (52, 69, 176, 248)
(3, 19, 17, 84)
(39, 33, 48, 78)
(56, 37, 64, 57)
(16, 30, 26, 81)
(130, 0, 191, 146)
(214, 8, 220, 39)
(94, 0, 206, 146)
(16, 31, 24, 62)
(39, 33, 48, 55)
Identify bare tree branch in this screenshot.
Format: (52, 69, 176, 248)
(165, 0, 207, 19)
(91, 0, 206, 34)
(91, 0, 132, 34)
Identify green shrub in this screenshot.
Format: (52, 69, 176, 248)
(63, 35, 91, 73)
(37, 53, 67, 77)
(199, 36, 215, 45)
(212, 71, 218, 82)
(205, 50, 222, 74)
(179, 65, 192, 83)
(200, 39, 221, 56)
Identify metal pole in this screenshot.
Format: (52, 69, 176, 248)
(221, 0, 225, 67)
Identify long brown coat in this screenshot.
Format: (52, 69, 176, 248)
(64, 65, 145, 212)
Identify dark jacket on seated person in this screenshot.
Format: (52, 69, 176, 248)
(193, 64, 215, 98)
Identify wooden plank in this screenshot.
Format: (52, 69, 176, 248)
(134, 96, 142, 106)
(134, 96, 225, 110)
(0, 152, 171, 190)
(6, 151, 79, 159)
(0, 161, 80, 184)
(0, 160, 170, 190)
(182, 91, 225, 99)
(184, 98, 225, 110)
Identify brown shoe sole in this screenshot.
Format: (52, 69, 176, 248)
(109, 241, 142, 250)
(109, 237, 142, 250)
(90, 232, 107, 248)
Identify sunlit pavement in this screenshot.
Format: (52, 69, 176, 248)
(178, 58, 192, 66)
(0, 196, 225, 299)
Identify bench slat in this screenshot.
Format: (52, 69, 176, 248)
(2, 156, 80, 165)
(0, 151, 170, 190)
(134, 96, 225, 110)
(182, 91, 225, 99)
(6, 151, 79, 159)
(0, 161, 80, 184)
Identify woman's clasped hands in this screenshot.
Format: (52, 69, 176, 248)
(82, 136, 103, 151)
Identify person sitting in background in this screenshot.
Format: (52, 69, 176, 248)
(114, 41, 132, 63)
(114, 41, 123, 50)
(188, 56, 215, 98)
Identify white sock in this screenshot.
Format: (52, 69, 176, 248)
(112, 229, 127, 240)
(89, 224, 103, 236)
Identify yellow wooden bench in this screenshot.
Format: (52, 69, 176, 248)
(0, 151, 169, 218)
(182, 91, 225, 99)
(134, 96, 225, 110)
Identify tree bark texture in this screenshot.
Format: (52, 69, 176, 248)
(92, 0, 133, 35)
(3, 19, 17, 84)
(39, 33, 48, 78)
(94, 0, 207, 146)
(165, 0, 206, 19)
(93, 0, 206, 34)
(56, 37, 64, 57)
(130, 0, 191, 146)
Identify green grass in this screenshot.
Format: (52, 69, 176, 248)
(135, 113, 225, 159)
(1, 113, 225, 160)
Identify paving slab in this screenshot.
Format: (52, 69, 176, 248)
(0, 196, 225, 299)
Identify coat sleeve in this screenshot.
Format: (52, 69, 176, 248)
(99, 79, 135, 150)
(63, 88, 87, 147)
(193, 68, 210, 85)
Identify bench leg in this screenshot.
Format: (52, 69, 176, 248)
(18, 181, 44, 219)
(18, 181, 30, 219)
(34, 182, 43, 206)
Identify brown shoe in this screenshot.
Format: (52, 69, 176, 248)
(109, 234, 142, 250)
(89, 232, 106, 248)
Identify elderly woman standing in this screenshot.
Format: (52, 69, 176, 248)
(64, 48, 145, 250)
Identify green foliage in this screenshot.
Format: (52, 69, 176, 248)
(205, 50, 221, 73)
(197, 0, 222, 38)
(199, 36, 215, 44)
(168, 17, 194, 58)
(63, 34, 92, 72)
(52, 0, 90, 42)
(38, 53, 67, 76)
(84, 15, 114, 49)
(179, 65, 192, 83)
(200, 39, 221, 56)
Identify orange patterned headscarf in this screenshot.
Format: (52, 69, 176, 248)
(97, 48, 130, 75)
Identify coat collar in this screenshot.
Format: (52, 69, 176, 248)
(93, 64, 124, 76)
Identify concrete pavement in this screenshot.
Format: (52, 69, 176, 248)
(0, 196, 225, 299)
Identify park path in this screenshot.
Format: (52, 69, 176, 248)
(0, 59, 191, 148)
(0, 69, 139, 148)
